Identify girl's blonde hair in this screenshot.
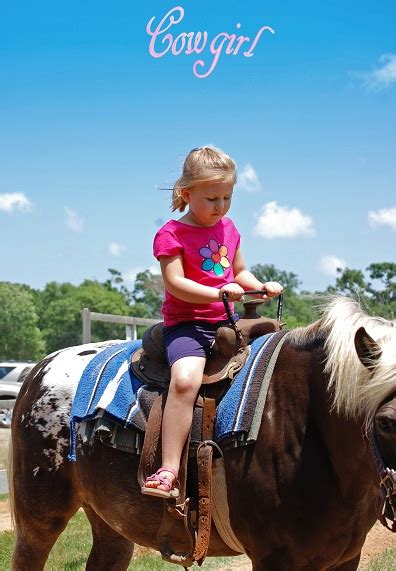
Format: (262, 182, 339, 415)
(172, 146, 237, 212)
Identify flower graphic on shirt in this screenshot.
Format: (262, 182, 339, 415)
(199, 238, 230, 276)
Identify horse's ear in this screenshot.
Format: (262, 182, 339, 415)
(354, 327, 382, 370)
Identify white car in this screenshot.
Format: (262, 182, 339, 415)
(0, 362, 35, 385)
(0, 362, 36, 427)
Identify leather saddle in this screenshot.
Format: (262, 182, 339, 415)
(131, 298, 282, 387)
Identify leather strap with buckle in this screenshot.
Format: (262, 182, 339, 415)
(368, 422, 396, 532)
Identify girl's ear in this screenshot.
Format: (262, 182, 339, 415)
(181, 188, 191, 204)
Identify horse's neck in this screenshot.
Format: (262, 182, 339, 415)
(311, 350, 377, 498)
(251, 342, 377, 500)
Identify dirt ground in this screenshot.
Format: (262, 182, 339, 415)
(0, 498, 12, 532)
(0, 497, 395, 568)
(213, 523, 396, 569)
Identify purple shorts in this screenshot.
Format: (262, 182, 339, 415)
(163, 317, 238, 368)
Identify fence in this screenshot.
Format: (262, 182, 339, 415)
(81, 308, 161, 343)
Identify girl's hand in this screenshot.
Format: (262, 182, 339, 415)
(261, 281, 283, 300)
(219, 283, 245, 302)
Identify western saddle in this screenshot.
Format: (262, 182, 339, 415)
(131, 292, 283, 568)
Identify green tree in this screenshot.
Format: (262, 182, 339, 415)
(37, 280, 133, 353)
(132, 270, 164, 318)
(327, 264, 396, 319)
(104, 268, 134, 304)
(32, 281, 76, 322)
(0, 282, 45, 360)
(248, 264, 318, 328)
(366, 262, 396, 304)
(250, 264, 301, 292)
(331, 268, 368, 298)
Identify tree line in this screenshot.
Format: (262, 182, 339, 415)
(1, 262, 394, 361)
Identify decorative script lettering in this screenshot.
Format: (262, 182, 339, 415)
(146, 6, 275, 79)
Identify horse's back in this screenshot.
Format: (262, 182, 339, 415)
(13, 341, 122, 450)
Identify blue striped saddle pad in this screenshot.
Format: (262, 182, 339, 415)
(69, 331, 288, 459)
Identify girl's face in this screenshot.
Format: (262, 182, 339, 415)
(181, 181, 234, 227)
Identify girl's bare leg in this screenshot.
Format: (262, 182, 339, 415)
(145, 356, 206, 490)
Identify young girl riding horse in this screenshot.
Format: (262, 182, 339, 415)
(141, 146, 283, 498)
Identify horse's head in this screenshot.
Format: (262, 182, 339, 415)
(375, 392, 396, 469)
(355, 325, 396, 531)
(355, 326, 396, 468)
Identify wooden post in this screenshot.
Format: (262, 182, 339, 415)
(82, 308, 91, 344)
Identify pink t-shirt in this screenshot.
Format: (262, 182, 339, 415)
(154, 217, 241, 326)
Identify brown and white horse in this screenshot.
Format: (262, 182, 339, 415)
(9, 296, 396, 570)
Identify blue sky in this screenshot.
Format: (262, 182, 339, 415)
(1, 0, 395, 293)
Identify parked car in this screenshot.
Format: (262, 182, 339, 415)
(0, 362, 35, 385)
(0, 362, 36, 427)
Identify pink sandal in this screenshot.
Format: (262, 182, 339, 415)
(141, 467, 180, 499)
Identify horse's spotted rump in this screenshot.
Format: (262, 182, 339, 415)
(23, 341, 119, 471)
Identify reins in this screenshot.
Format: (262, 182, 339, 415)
(222, 289, 284, 339)
(368, 421, 396, 532)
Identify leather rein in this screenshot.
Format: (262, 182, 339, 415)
(222, 289, 284, 341)
(368, 421, 396, 531)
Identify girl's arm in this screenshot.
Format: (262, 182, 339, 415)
(160, 255, 226, 303)
(233, 248, 283, 299)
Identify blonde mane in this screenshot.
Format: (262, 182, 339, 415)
(290, 296, 396, 426)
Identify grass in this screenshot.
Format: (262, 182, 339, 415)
(0, 507, 244, 570)
(361, 548, 396, 570)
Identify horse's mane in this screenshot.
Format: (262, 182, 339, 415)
(288, 296, 396, 425)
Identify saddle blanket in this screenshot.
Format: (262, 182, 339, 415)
(68, 331, 288, 460)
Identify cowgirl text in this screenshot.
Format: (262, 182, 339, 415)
(146, 6, 275, 79)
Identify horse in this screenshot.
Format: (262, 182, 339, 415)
(8, 296, 396, 570)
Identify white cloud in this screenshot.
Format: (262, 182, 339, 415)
(108, 242, 126, 257)
(364, 54, 396, 90)
(318, 255, 347, 277)
(0, 192, 32, 213)
(123, 265, 160, 286)
(238, 163, 261, 192)
(253, 201, 315, 238)
(368, 207, 396, 230)
(64, 207, 84, 232)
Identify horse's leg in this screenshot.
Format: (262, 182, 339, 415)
(251, 551, 292, 571)
(11, 430, 82, 570)
(83, 504, 134, 571)
(12, 478, 81, 571)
